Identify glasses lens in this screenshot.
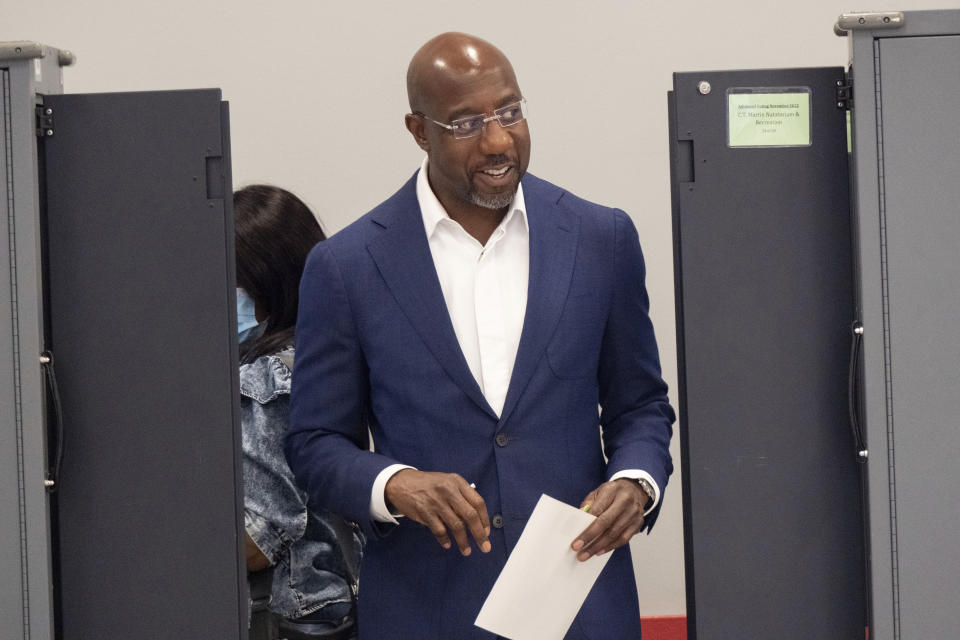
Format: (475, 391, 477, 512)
(495, 101, 526, 127)
(451, 115, 486, 139)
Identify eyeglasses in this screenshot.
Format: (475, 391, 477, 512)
(415, 99, 528, 140)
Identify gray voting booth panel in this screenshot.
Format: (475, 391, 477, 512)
(669, 68, 867, 638)
(41, 90, 246, 639)
(1, 46, 71, 640)
(847, 11, 960, 640)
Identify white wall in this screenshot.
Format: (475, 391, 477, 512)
(4, 0, 955, 616)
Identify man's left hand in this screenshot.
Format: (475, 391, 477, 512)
(571, 478, 649, 562)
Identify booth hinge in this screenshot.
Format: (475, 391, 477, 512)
(834, 11, 905, 36)
(836, 80, 853, 110)
(36, 105, 54, 137)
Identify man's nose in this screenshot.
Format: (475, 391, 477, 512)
(477, 119, 512, 154)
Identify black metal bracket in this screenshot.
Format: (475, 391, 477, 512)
(36, 104, 54, 137)
(836, 79, 853, 110)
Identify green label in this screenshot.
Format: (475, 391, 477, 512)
(728, 90, 811, 148)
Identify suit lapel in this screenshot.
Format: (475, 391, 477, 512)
(499, 178, 580, 426)
(366, 176, 498, 420)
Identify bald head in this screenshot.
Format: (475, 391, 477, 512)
(407, 33, 518, 115)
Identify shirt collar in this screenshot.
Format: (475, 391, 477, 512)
(416, 156, 527, 240)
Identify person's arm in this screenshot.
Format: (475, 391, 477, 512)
(572, 210, 675, 561)
(246, 533, 270, 572)
(285, 243, 391, 538)
(241, 381, 308, 569)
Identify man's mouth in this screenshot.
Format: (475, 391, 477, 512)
(476, 164, 515, 186)
(481, 166, 510, 178)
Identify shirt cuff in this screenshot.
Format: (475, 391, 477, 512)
(609, 469, 661, 515)
(370, 464, 416, 523)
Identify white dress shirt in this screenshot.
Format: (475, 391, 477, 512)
(370, 158, 659, 522)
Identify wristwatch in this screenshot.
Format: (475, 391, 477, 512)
(636, 478, 655, 507)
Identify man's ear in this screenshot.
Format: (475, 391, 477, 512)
(405, 113, 430, 152)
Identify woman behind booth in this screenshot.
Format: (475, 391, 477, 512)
(235, 184, 360, 640)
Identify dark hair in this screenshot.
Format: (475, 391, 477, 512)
(234, 184, 326, 364)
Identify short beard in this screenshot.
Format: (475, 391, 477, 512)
(469, 189, 515, 210)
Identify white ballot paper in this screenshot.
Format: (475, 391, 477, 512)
(474, 494, 612, 640)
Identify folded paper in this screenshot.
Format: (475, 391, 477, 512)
(475, 494, 612, 640)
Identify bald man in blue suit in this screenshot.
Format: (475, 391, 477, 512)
(287, 32, 674, 640)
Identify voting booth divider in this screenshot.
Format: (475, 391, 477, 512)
(1, 43, 247, 639)
(670, 10, 960, 640)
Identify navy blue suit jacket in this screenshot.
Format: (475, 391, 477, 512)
(287, 172, 674, 639)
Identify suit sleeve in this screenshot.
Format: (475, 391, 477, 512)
(597, 210, 676, 532)
(285, 242, 400, 538)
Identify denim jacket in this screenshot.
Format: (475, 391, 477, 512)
(241, 348, 361, 621)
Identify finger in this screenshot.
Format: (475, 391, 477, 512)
(573, 507, 618, 557)
(585, 512, 644, 556)
(422, 511, 453, 550)
(579, 488, 599, 511)
(577, 520, 643, 561)
(572, 483, 618, 551)
(453, 489, 491, 553)
(577, 493, 645, 560)
(462, 485, 491, 534)
(440, 476, 485, 554)
(436, 505, 473, 556)
(583, 481, 619, 517)
(578, 507, 640, 560)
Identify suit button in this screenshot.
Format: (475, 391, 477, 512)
(492, 514, 504, 529)
(495, 433, 508, 447)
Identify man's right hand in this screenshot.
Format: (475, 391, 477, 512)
(384, 469, 491, 556)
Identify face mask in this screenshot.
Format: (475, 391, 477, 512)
(237, 288, 259, 343)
